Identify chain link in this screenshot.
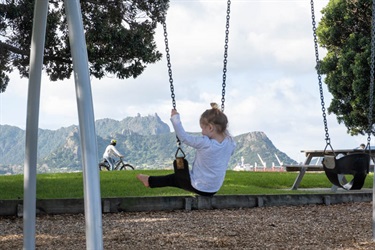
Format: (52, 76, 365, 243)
(162, 6, 180, 146)
(162, 1, 231, 149)
(310, 0, 331, 148)
(163, 0, 231, 113)
(367, 0, 375, 149)
(162, 20, 176, 110)
(221, 0, 231, 112)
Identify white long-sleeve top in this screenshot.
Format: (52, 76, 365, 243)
(103, 144, 122, 159)
(170, 114, 236, 193)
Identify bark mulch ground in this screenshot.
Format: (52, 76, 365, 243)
(1, 201, 375, 249)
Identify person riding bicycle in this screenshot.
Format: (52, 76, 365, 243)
(103, 139, 124, 170)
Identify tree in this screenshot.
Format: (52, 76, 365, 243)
(316, 0, 373, 136)
(0, 0, 169, 93)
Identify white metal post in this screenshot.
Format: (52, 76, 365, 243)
(64, 1, 103, 249)
(372, 0, 375, 242)
(23, 1, 49, 249)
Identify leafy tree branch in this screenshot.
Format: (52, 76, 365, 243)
(0, 0, 169, 92)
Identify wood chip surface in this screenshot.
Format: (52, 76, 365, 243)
(1, 202, 375, 249)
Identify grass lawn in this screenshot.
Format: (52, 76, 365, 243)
(0, 170, 373, 200)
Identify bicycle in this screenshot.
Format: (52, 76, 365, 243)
(98, 157, 134, 171)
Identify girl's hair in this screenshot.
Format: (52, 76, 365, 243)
(200, 103, 228, 134)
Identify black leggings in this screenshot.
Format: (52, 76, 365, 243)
(148, 173, 216, 197)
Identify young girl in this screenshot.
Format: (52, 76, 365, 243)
(136, 103, 236, 196)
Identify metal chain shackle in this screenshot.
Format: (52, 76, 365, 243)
(221, 0, 231, 112)
(310, 0, 332, 149)
(367, 0, 375, 148)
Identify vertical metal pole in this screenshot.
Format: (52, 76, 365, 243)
(372, 0, 375, 241)
(64, 1, 103, 249)
(23, 1, 49, 249)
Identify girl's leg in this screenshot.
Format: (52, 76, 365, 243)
(136, 171, 216, 196)
(148, 173, 190, 189)
(148, 173, 216, 196)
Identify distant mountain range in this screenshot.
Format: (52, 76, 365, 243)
(0, 114, 297, 175)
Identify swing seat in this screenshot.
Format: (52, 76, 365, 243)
(322, 153, 370, 190)
(173, 156, 190, 178)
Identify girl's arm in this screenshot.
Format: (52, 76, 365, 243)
(170, 113, 208, 149)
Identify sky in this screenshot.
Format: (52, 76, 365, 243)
(0, 0, 370, 163)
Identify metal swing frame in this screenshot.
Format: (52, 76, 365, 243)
(24, 1, 102, 249)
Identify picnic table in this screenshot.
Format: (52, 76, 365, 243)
(283, 148, 374, 190)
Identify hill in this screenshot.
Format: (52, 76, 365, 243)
(0, 114, 297, 174)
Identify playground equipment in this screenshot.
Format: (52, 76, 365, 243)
(24, 1, 102, 249)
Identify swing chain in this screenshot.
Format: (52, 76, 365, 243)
(221, 0, 231, 112)
(162, 11, 181, 147)
(310, 0, 331, 147)
(163, 1, 230, 114)
(162, 17, 176, 110)
(367, 0, 375, 148)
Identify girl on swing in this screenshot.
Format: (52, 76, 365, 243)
(136, 103, 236, 196)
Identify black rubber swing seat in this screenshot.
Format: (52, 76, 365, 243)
(322, 153, 370, 190)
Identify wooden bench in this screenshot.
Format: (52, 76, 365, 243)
(284, 164, 323, 172)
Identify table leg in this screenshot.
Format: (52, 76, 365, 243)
(291, 167, 307, 190)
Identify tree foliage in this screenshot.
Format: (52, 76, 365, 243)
(317, 0, 373, 135)
(0, 0, 169, 93)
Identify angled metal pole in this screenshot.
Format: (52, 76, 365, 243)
(64, 1, 103, 249)
(23, 1, 49, 249)
(372, 0, 375, 242)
